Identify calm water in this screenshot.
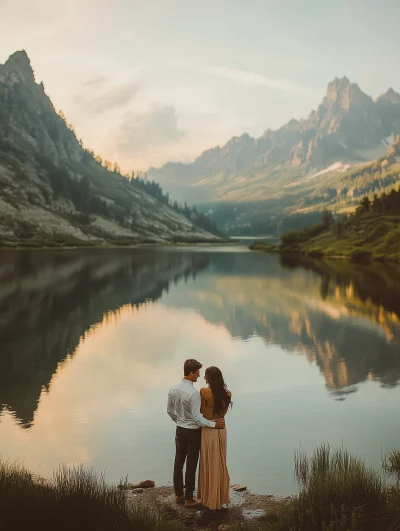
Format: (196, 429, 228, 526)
(1, 247, 400, 496)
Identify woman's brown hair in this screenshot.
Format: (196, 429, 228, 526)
(205, 366, 232, 416)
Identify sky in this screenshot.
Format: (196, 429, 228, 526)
(1, 0, 400, 171)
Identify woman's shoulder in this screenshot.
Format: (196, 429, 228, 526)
(200, 387, 212, 397)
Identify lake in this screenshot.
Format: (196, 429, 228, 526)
(0, 246, 400, 496)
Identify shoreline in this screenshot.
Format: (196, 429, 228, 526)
(2, 444, 399, 530)
(0, 239, 233, 252)
(126, 484, 290, 529)
(248, 242, 400, 264)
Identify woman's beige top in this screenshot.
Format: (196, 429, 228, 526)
(200, 387, 230, 421)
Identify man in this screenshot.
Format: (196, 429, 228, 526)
(167, 358, 225, 508)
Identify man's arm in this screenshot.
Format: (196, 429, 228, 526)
(190, 391, 216, 428)
(167, 390, 178, 423)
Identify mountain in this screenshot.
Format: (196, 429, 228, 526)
(149, 77, 400, 233)
(0, 51, 220, 247)
(375, 87, 400, 105)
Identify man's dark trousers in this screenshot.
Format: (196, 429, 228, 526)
(173, 426, 201, 499)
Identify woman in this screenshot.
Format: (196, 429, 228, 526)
(197, 366, 232, 510)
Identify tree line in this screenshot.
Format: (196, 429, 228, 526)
(130, 175, 221, 235)
(280, 184, 400, 246)
(55, 111, 221, 235)
(0, 89, 221, 236)
(357, 187, 400, 215)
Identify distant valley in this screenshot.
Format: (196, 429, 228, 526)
(149, 77, 400, 235)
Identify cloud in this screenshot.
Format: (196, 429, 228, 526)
(200, 65, 309, 92)
(82, 76, 108, 87)
(115, 105, 186, 156)
(87, 82, 139, 114)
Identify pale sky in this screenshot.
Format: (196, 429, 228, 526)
(1, 0, 400, 171)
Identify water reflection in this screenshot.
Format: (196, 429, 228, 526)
(279, 255, 400, 391)
(1, 249, 400, 425)
(163, 252, 400, 395)
(0, 248, 399, 494)
(0, 249, 209, 427)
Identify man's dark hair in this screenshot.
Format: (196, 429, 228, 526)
(184, 359, 202, 376)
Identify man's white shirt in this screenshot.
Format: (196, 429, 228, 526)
(167, 379, 216, 429)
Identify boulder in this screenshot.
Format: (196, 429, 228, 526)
(132, 480, 155, 489)
(231, 484, 246, 492)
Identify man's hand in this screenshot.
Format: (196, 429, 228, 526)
(215, 418, 225, 429)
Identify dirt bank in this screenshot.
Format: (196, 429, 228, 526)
(125, 485, 291, 530)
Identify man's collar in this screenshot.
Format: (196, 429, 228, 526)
(182, 378, 193, 385)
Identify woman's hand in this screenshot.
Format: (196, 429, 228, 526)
(215, 418, 225, 429)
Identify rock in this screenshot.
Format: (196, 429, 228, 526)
(231, 484, 246, 492)
(132, 488, 144, 494)
(117, 480, 155, 490)
(243, 509, 266, 520)
(132, 480, 155, 489)
(218, 525, 230, 531)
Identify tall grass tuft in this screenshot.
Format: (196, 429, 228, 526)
(0, 458, 182, 531)
(266, 444, 389, 531)
(383, 450, 400, 484)
(382, 450, 400, 530)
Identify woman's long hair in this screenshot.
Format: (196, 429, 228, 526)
(205, 366, 232, 416)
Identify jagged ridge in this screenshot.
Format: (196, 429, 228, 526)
(149, 77, 400, 204)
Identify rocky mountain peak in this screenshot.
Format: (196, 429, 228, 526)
(324, 76, 370, 110)
(326, 76, 350, 99)
(150, 73, 400, 207)
(287, 118, 300, 128)
(329, 75, 351, 89)
(375, 87, 400, 105)
(3, 50, 35, 85)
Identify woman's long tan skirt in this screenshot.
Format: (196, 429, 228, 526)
(197, 427, 230, 510)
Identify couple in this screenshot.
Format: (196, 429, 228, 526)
(167, 358, 232, 510)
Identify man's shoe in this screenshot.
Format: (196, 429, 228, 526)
(185, 499, 201, 509)
(175, 495, 185, 505)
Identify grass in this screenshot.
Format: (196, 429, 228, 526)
(243, 445, 400, 531)
(1, 446, 400, 531)
(0, 459, 183, 531)
(382, 451, 400, 484)
(290, 445, 385, 530)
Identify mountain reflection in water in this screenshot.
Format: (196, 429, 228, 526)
(0, 247, 399, 495)
(0, 249, 210, 427)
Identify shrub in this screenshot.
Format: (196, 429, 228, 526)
(280, 224, 327, 248)
(350, 249, 372, 264)
(384, 227, 400, 248)
(365, 222, 392, 243)
(280, 230, 299, 247)
(307, 249, 324, 259)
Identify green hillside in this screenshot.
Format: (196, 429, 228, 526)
(251, 188, 400, 263)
